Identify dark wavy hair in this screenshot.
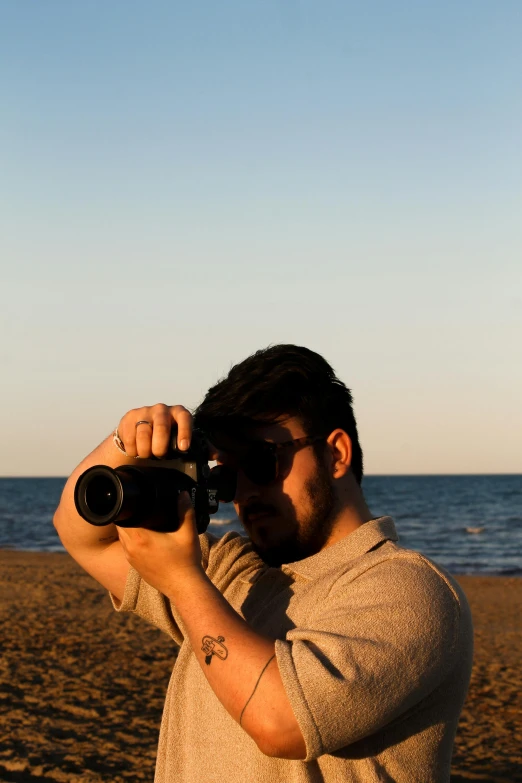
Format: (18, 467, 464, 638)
(194, 344, 363, 484)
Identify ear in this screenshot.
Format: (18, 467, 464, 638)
(325, 429, 352, 479)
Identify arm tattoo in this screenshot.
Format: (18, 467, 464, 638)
(201, 635, 228, 666)
(239, 654, 276, 727)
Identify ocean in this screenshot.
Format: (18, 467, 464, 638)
(0, 475, 520, 576)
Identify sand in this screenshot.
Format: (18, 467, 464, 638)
(0, 551, 520, 783)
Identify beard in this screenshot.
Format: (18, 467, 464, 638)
(249, 460, 338, 568)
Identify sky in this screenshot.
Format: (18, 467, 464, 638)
(1, 0, 521, 477)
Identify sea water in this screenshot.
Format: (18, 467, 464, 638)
(0, 475, 520, 575)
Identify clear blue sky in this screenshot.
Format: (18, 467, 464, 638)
(1, 0, 521, 476)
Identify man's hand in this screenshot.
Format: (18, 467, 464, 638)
(117, 492, 203, 596)
(116, 403, 194, 458)
(53, 401, 197, 602)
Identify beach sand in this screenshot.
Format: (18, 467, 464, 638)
(0, 551, 520, 783)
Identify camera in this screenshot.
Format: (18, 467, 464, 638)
(74, 429, 236, 533)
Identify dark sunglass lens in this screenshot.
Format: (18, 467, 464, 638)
(242, 446, 277, 485)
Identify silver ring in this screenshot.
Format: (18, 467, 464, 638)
(135, 420, 152, 428)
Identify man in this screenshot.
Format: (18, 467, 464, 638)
(54, 344, 473, 782)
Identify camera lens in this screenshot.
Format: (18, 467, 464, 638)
(75, 466, 125, 525)
(85, 474, 119, 517)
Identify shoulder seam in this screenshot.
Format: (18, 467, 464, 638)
(326, 550, 463, 676)
(327, 550, 462, 614)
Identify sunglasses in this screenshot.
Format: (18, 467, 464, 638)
(217, 435, 326, 486)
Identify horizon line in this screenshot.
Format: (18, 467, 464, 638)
(1, 472, 521, 479)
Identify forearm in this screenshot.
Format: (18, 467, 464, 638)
(165, 569, 304, 757)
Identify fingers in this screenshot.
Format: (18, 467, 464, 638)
(170, 405, 193, 452)
(173, 492, 201, 566)
(150, 406, 175, 456)
(118, 404, 193, 459)
(117, 495, 196, 546)
(177, 490, 194, 522)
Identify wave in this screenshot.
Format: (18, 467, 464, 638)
(208, 518, 237, 527)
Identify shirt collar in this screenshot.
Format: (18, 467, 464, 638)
(281, 516, 398, 580)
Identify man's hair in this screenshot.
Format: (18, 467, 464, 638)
(193, 344, 364, 484)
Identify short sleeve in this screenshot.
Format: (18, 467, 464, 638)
(275, 555, 461, 760)
(110, 564, 185, 644)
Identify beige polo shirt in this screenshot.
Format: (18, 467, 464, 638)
(112, 517, 473, 783)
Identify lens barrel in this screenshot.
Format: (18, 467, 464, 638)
(75, 464, 202, 532)
(74, 465, 152, 526)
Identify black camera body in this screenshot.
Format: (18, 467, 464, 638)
(74, 429, 236, 534)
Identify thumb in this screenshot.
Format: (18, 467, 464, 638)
(177, 490, 196, 527)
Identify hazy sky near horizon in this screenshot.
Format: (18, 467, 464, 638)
(1, 1, 521, 477)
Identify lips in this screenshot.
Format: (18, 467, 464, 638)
(243, 505, 277, 526)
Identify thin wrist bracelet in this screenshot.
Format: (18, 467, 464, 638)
(112, 427, 128, 456)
